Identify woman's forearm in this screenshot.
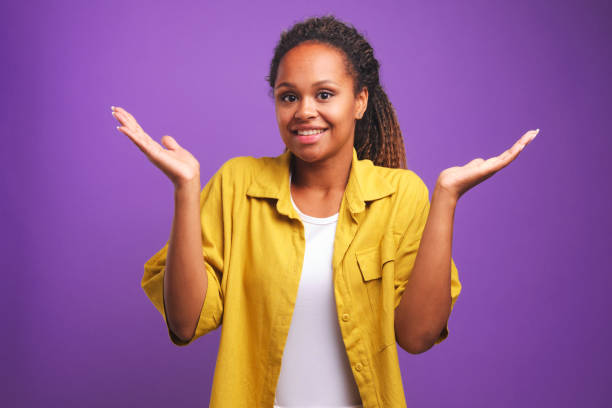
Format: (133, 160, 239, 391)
(164, 176, 208, 342)
(394, 183, 457, 353)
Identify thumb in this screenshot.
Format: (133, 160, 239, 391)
(161, 135, 180, 151)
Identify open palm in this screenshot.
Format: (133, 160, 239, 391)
(112, 106, 200, 187)
(437, 129, 539, 200)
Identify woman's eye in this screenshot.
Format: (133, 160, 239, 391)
(279, 92, 332, 103)
(281, 94, 297, 103)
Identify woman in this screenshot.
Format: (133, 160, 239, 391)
(112, 15, 537, 408)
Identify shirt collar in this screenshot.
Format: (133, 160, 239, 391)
(246, 147, 395, 217)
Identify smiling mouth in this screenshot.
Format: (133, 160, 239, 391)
(292, 128, 328, 136)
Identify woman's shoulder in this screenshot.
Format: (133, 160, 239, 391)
(367, 162, 429, 196)
(215, 154, 276, 177)
(207, 153, 285, 193)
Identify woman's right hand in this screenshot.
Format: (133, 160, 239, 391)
(112, 106, 200, 188)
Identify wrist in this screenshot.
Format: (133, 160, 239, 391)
(432, 182, 458, 208)
(174, 175, 201, 195)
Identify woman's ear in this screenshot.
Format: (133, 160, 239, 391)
(355, 86, 368, 119)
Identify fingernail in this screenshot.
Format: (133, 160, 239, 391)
(111, 106, 115, 111)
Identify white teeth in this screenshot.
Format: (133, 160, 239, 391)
(296, 129, 326, 136)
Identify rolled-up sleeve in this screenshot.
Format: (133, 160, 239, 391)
(141, 165, 228, 346)
(393, 173, 462, 345)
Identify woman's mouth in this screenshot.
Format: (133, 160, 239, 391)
(292, 128, 328, 144)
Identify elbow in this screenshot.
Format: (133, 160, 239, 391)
(396, 336, 431, 355)
(175, 324, 197, 343)
(175, 330, 194, 344)
(169, 325, 196, 345)
(395, 327, 441, 354)
(167, 317, 196, 344)
(394, 309, 449, 354)
(395, 322, 425, 354)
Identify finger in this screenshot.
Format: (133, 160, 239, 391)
(481, 155, 508, 172)
(117, 125, 147, 153)
(111, 109, 141, 134)
(479, 146, 518, 173)
(113, 106, 140, 130)
(161, 135, 180, 151)
(484, 142, 525, 172)
(118, 125, 166, 160)
(112, 109, 130, 127)
(514, 129, 539, 151)
(465, 158, 485, 168)
(494, 129, 539, 165)
(113, 111, 142, 139)
(465, 129, 540, 179)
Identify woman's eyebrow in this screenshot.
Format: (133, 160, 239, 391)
(275, 79, 339, 89)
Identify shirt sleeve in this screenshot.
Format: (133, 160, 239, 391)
(141, 165, 227, 347)
(393, 173, 462, 346)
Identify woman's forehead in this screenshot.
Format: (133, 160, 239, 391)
(275, 42, 352, 87)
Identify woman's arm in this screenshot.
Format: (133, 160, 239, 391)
(394, 128, 539, 354)
(394, 184, 457, 354)
(111, 106, 212, 343)
(164, 176, 208, 342)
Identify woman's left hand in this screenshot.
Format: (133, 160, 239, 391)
(436, 129, 539, 201)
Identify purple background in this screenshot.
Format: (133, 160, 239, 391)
(3, 0, 611, 406)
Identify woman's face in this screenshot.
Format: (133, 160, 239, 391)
(273, 41, 368, 164)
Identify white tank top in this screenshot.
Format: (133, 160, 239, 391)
(274, 172, 363, 408)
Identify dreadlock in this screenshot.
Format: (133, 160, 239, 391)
(265, 15, 407, 169)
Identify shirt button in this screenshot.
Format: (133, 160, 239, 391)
(342, 313, 350, 322)
(355, 363, 363, 372)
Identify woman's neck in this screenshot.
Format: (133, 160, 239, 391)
(290, 149, 352, 194)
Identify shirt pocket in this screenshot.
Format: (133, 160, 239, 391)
(355, 232, 397, 352)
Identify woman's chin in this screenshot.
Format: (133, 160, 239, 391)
(288, 145, 327, 163)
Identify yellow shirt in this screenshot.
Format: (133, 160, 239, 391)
(142, 146, 462, 407)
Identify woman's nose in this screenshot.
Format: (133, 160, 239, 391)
(294, 97, 317, 120)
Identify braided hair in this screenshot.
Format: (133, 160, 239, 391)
(266, 15, 407, 169)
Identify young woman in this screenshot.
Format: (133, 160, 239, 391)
(112, 15, 537, 408)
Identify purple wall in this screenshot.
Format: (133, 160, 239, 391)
(3, 0, 611, 406)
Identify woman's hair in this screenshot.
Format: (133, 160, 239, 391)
(266, 15, 407, 169)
